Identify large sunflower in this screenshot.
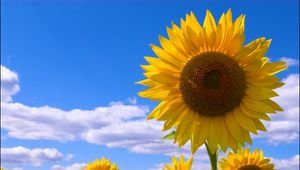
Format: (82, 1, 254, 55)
(163, 155, 193, 170)
(84, 157, 119, 170)
(137, 9, 287, 154)
(219, 147, 275, 170)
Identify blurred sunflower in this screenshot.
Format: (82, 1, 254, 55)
(85, 157, 119, 170)
(137, 9, 287, 154)
(219, 147, 275, 170)
(163, 155, 193, 170)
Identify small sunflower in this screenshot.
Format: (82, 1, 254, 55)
(137, 9, 287, 154)
(84, 157, 119, 170)
(163, 155, 193, 170)
(219, 147, 275, 170)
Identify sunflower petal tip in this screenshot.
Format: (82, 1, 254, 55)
(227, 8, 232, 12)
(206, 9, 211, 13)
(137, 91, 146, 98)
(146, 115, 153, 120)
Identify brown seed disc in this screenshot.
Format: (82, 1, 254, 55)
(179, 52, 247, 117)
(238, 165, 262, 170)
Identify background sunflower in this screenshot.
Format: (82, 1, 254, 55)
(219, 147, 275, 170)
(85, 157, 119, 170)
(163, 155, 193, 170)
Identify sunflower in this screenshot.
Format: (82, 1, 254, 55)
(137, 9, 287, 154)
(219, 147, 275, 170)
(84, 157, 119, 170)
(163, 155, 193, 170)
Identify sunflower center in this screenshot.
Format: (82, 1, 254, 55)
(203, 69, 221, 89)
(237, 165, 262, 170)
(179, 52, 246, 117)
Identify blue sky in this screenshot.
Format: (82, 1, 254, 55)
(1, 0, 299, 170)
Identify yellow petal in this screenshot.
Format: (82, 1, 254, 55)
(240, 103, 271, 121)
(207, 117, 221, 153)
(203, 10, 217, 35)
(233, 106, 257, 134)
(136, 79, 157, 87)
(218, 117, 229, 152)
(144, 56, 178, 73)
(157, 99, 186, 121)
(225, 112, 245, 143)
(163, 105, 188, 130)
(151, 44, 183, 68)
(191, 115, 206, 154)
(261, 61, 288, 75)
(253, 119, 267, 131)
(159, 36, 188, 62)
(242, 96, 276, 113)
(150, 72, 178, 85)
(147, 101, 168, 120)
(264, 99, 283, 111)
(245, 85, 279, 100)
(138, 87, 169, 101)
(246, 75, 283, 89)
(175, 111, 195, 147)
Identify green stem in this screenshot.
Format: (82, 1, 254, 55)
(205, 142, 219, 170)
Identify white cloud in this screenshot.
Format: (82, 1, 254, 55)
(148, 163, 164, 170)
(273, 155, 299, 170)
(127, 97, 137, 105)
(51, 163, 86, 170)
(1, 146, 68, 167)
(11, 168, 23, 170)
(280, 57, 298, 66)
(274, 74, 299, 110)
(83, 120, 162, 149)
(1, 65, 20, 102)
(1, 65, 149, 142)
(1, 102, 148, 141)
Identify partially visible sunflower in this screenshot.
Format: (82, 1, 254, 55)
(163, 155, 193, 170)
(84, 157, 119, 170)
(219, 147, 275, 170)
(137, 9, 287, 154)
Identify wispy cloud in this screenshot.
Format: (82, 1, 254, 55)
(273, 155, 299, 170)
(1, 65, 20, 102)
(280, 57, 298, 66)
(51, 163, 86, 170)
(1, 146, 69, 167)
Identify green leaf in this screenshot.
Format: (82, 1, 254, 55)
(162, 131, 175, 140)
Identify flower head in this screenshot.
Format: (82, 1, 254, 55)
(85, 157, 119, 170)
(219, 147, 275, 170)
(163, 155, 193, 170)
(138, 9, 287, 154)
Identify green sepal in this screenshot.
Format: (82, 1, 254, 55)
(162, 131, 175, 140)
